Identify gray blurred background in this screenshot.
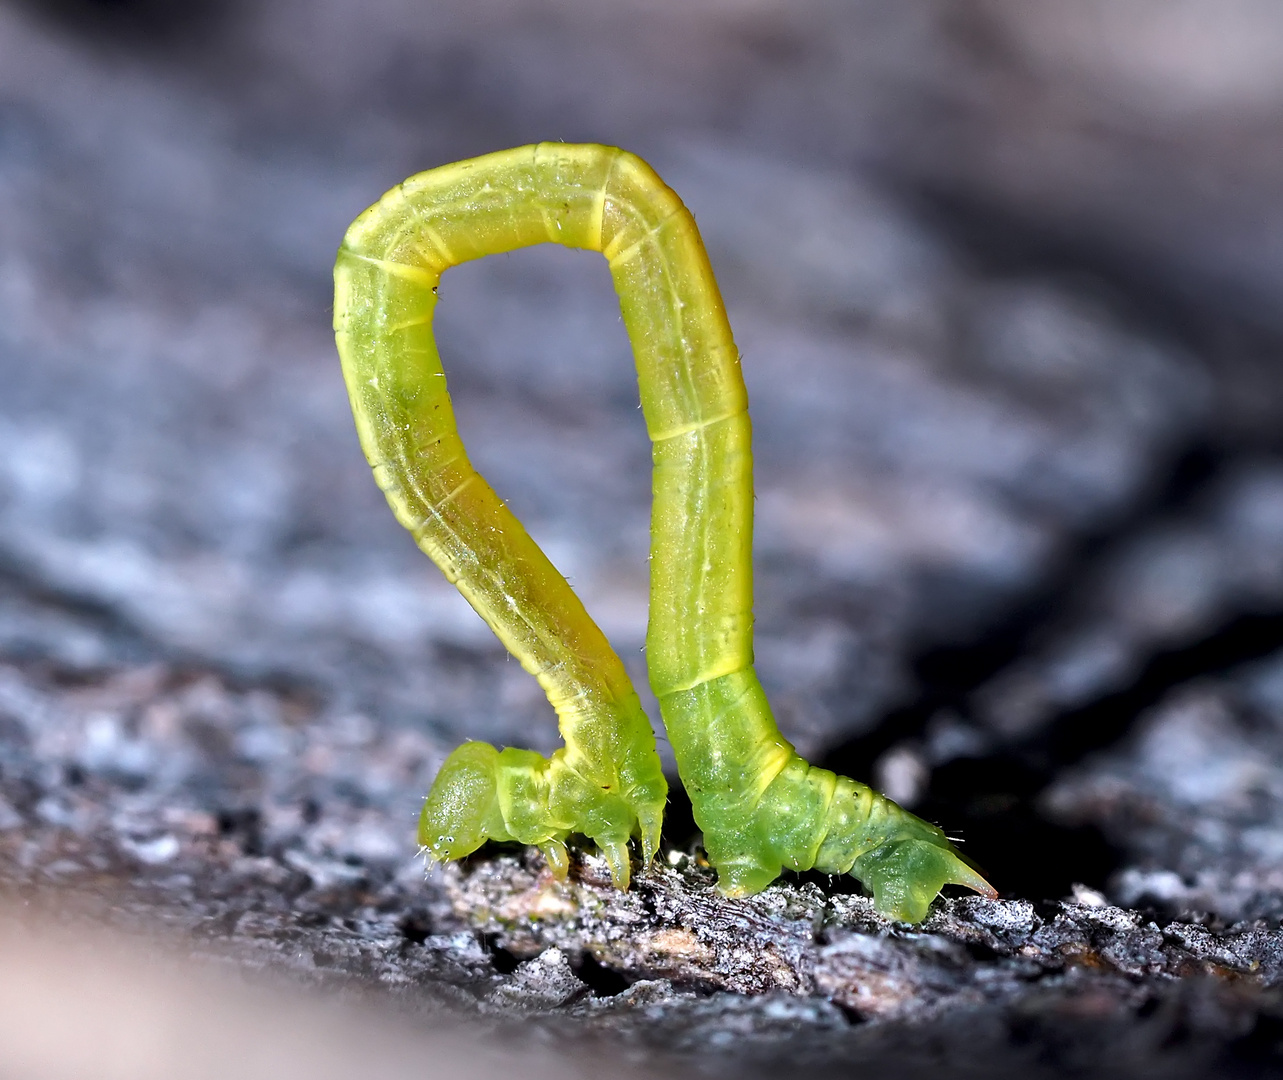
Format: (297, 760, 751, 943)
(4, 0, 1283, 1048)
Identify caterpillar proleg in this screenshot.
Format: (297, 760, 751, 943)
(333, 143, 996, 920)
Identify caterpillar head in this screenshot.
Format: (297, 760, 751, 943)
(418, 741, 504, 863)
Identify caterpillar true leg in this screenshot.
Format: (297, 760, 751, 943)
(333, 143, 996, 919)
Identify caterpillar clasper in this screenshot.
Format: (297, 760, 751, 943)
(332, 143, 996, 922)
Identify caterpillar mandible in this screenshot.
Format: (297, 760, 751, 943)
(333, 144, 996, 922)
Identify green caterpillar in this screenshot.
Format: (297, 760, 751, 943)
(333, 143, 995, 922)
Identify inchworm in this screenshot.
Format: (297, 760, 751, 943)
(333, 143, 995, 921)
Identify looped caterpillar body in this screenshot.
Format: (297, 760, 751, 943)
(333, 144, 996, 921)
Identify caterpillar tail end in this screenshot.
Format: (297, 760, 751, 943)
(688, 748, 995, 921)
(852, 837, 997, 923)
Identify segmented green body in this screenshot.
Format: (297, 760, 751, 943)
(333, 143, 995, 920)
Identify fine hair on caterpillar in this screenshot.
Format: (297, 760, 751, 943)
(333, 143, 996, 922)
